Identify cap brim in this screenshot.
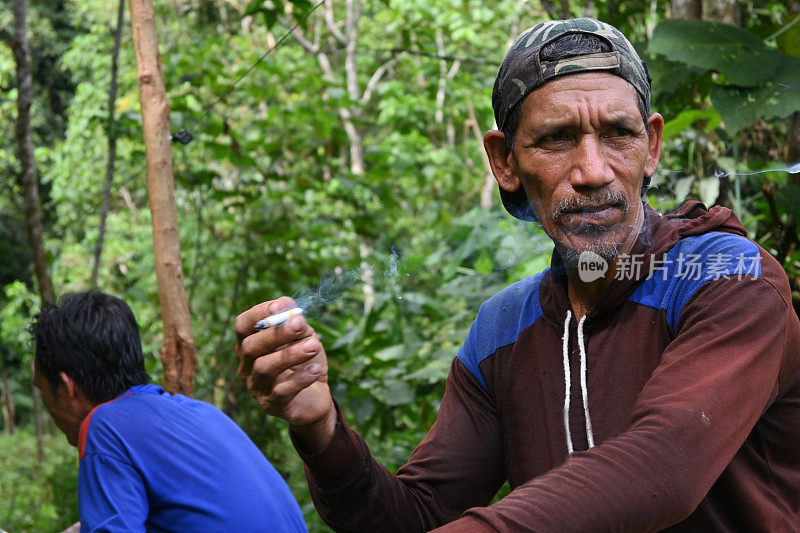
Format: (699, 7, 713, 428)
(499, 185, 537, 221)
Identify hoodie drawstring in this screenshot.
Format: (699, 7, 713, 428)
(562, 310, 595, 454)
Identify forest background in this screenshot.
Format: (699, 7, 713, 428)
(1, 0, 799, 531)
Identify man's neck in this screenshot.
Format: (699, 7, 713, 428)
(566, 271, 610, 320)
(565, 206, 645, 320)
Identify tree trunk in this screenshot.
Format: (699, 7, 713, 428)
(558, 0, 571, 18)
(1, 372, 15, 435)
(12, 0, 55, 308)
(671, 0, 701, 19)
(130, 0, 197, 396)
(704, 0, 740, 25)
(13, 0, 50, 461)
(92, 0, 126, 288)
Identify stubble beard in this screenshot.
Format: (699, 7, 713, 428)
(544, 190, 636, 271)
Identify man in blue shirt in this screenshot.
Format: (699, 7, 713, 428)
(31, 290, 307, 532)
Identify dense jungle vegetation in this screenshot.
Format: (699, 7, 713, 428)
(1, 0, 799, 530)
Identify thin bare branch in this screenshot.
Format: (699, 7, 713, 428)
(447, 59, 461, 81)
(92, 0, 126, 288)
(433, 32, 462, 125)
(314, 47, 336, 82)
(387, 47, 493, 65)
(539, 0, 560, 20)
(287, 19, 318, 53)
(323, 0, 346, 45)
(360, 52, 407, 105)
(435, 31, 448, 124)
(343, 0, 361, 102)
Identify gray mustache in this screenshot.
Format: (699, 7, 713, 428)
(552, 191, 630, 219)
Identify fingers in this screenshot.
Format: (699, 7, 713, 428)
(249, 335, 323, 392)
(254, 358, 326, 410)
(235, 296, 298, 342)
(249, 337, 328, 418)
(235, 297, 303, 375)
(238, 315, 313, 366)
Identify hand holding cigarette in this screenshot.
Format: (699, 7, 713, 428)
(234, 297, 337, 452)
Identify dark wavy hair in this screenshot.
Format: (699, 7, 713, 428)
(30, 290, 150, 403)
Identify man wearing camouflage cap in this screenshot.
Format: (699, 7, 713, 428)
(236, 18, 800, 531)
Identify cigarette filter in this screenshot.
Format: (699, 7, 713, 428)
(254, 307, 304, 330)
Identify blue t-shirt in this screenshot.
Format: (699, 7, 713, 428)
(78, 384, 307, 532)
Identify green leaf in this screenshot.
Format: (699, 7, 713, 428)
(775, 14, 800, 58)
(373, 344, 406, 362)
(508, 254, 551, 283)
(475, 250, 494, 275)
(776, 184, 800, 221)
(674, 176, 695, 204)
(662, 108, 721, 139)
(710, 55, 800, 134)
(643, 52, 706, 97)
(696, 177, 720, 207)
(243, 0, 266, 16)
(373, 379, 414, 406)
(650, 19, 782, 87)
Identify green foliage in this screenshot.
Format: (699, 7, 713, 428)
(649, 18, 800, 134)
(661, 108, 722, 140)
(0, 431, 79, 533)
(2, 0, 800, 530)
(645, 12, 800, 265)
(651, 19, 782, 86)
(244, 0, 316, 28)
(0, 281, 38, 355)
(710, 55, 800, 133)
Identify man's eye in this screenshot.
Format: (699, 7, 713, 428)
(540, 131, 568, 143)
(609, 127, 632, 137)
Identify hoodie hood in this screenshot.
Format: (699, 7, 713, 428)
(545, 200, 748, 322)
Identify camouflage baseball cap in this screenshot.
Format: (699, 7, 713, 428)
(492, 18, 652, 221)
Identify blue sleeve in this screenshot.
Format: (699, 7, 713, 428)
(79, 453, 148, 532)
(457, 270, 547, 391)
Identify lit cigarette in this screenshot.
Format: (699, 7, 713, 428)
(254, 307, 304, 330)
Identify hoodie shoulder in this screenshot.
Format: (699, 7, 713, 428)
(457, 270, 548, 390)
(629, 232, 761, 329)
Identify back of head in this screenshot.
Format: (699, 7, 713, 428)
(31, 290, 150, 404)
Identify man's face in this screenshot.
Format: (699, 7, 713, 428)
(33, 364, 82, 446)
(506, 72, 662, 268)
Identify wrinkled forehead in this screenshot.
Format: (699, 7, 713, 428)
(523, 72, 642, 117)
(519, 73, 642, 129)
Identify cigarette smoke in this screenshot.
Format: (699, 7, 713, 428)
(713, 162, 800, 179)
(291, 249, 404, 316)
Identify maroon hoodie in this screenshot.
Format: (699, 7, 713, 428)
(295, 202, 800, 532)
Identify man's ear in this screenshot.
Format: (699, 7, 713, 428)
(644, 112, 664, 178)
(484, 130, 521, 192)
(59, 371, 95, 415)
(59, 371, 80, 400)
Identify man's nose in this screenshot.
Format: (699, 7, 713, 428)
(570, 135, 615, 188)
